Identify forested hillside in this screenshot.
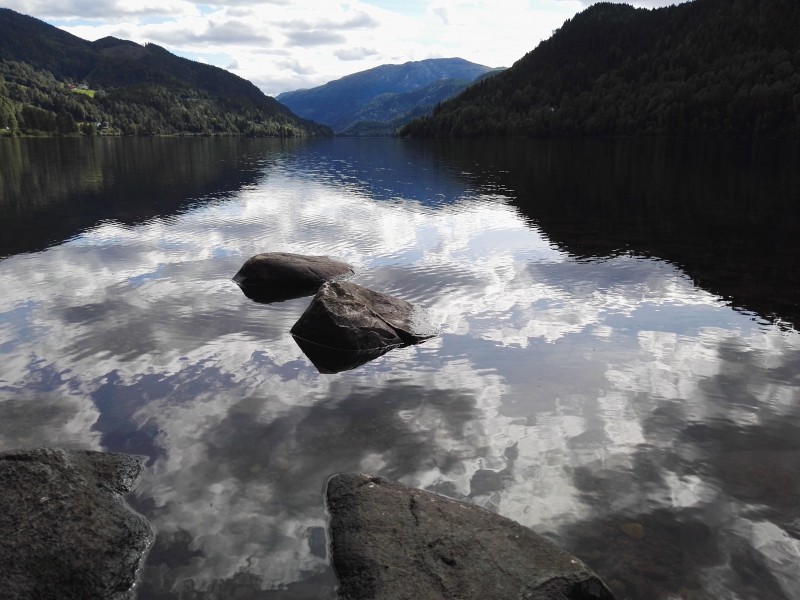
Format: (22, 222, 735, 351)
(338, 78, 481, 136)
(401, 0, 800, 138)
(0, 9, 331, 137)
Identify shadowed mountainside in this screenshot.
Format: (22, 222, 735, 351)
(401, 0, 800, 138)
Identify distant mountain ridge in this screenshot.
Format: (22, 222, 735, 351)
(277, 58, 501, 134)
(401, 0, 800, 138)
(338, 78, 476, 136)
(0, 8, 331, 136)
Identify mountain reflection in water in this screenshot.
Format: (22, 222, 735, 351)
(457, 138, 800, 330)
(0, 137, 798, 599)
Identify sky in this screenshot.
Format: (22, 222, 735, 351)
(5, 0, 690, 96)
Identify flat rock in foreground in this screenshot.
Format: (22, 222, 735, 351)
(290, 281, 437, 371)
(326, 473, 615, 600)
(233, 252, 355, 303)
(0, 448, 154, 600)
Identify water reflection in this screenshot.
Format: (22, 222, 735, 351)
(431, 138, 800, 330)
(0, 138, 799, 599)
(291, 337, 393, 374)
(235, 282, 322, 304)
(552, 329, 800, 599)
(280, 137, 479, 207)
(0, 137, 294, 257)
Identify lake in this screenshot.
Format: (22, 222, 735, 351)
(1, 136, 799, 599)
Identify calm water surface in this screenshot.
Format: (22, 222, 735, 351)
(1, 137, 799, 599)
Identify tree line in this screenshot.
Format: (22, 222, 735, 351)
(401, 0, 800, 138)
(0, 60, 328, 137)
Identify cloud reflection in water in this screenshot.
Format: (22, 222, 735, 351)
(0, 139, 798, 598)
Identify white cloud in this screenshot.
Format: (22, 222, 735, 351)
(284, 30, 346, 47)
(278, 11, 379, 31)
(147, 19, 272, 46)
(431, 6, 449, 25)
(5, 0, 196, 19)
(334, 47, 379, 61)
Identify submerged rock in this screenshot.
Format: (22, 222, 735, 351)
(326, 473, 615, 600)
(290, 281, 437, 371)
(0, 448, 154, 600)
(233, 252, 354, 303)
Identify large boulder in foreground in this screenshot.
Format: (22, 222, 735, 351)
(290, 281, 437, 372)
(326, 473, 615, 600)
(0, 448, 154, 600)
(233, 252, 355, 303)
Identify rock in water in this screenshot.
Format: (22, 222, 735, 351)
(233, 252, 355, 303)
(326, 473, 615, 600)
(0, 448, 154, 600)
(290, 281, 437, 371)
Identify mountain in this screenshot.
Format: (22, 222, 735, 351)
(276, 58, 501, 134)
(0, 8, 331, 137)
(338, 76, 507, 136)
(401, 0, 800, 138)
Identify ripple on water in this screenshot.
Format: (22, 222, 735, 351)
(4, 137, 800, 600)
(353, 262, 490, 307)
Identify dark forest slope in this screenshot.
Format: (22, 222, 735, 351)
(401, 0, 800, 138)
(339, 78, 490, 136)
(0, 9, 331, 136)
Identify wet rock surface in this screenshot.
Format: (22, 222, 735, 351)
(326, 473, 615, 600)
(233, 252, 355, 303)
(0, 448, 154, 600)
(291, 281, 437, 356)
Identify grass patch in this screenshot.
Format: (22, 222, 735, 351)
(72, 88, 95, 98)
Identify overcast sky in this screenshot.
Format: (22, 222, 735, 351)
(6, 0, 690, 96)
